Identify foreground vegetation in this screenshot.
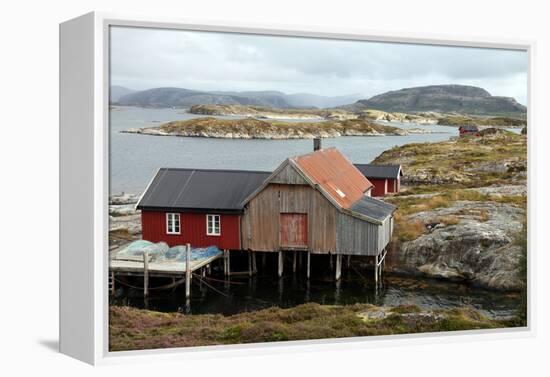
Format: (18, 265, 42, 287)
(110, 303, 510, 351)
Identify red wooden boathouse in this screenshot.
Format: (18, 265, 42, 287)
(458, 125, 479, 136)
(354, 164, 403, 196)
(136, 168, 270, 249)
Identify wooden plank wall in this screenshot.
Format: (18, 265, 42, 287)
(242, 162, 392, 256)
(336, 213, 393, 256)
(242, 163, 338, 253)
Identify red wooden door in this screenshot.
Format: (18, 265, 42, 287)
(280, 213, 308, 249)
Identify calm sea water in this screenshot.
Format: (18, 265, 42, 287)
(109, 106, 459, 194)
(110, 257, 520, 319)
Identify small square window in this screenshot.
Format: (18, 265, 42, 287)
(166, 213, 180, 234)
(206, 214, 221, 236)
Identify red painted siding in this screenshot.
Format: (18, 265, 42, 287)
(387, 178, 400, 193)
(369, 178, 388, 197)
(280, 213, 308, 248)
(141, 210, 241, 249)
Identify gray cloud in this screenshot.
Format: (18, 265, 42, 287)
(110, 26, 528, 104)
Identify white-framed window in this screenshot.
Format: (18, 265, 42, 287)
(206, 214, 221, 236)
(166, 213, 180, 234)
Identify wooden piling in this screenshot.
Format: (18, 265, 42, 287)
(110, 271, 115, 295)
(335, 254, 342, 281)
(185, 243, 191, 299)
(298, 251, 303, 269)
(329, 254, 333, 271)
(278, 251, 283, 277)
(347, 255, 351, 268)
(248, 251, 252, 277)
(374, 254, 379, 285)
(293, 251, 297, 273)
(227, 250, 231, 276)
(262, 253, 266, 269)
(143, 251, 149, 297)
(307, 251, 311, 279)
(252, 252, 257, 274)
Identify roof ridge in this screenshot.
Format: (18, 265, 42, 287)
(354, 163, 401, 167)
(160, 167, 272, 174)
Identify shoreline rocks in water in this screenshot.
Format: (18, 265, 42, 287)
(121, 117, 408, 139)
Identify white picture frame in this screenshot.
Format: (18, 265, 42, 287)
(59, 11, 536, 365)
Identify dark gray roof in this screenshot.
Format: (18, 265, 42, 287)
(136, 168, 271, 213)
(354, 164, 403, 179)
(460, 125, 479, 131)
(350, 195, 397, 221)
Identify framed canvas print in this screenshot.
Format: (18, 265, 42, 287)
(59, 12, 533, 365)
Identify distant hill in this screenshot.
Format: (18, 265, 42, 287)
(346, 85, 526, 115)
(115, 87, 292, 108)
(114, 87, 363, 109)
(110, 86, 136, 102)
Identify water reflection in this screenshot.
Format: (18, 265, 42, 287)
(111, 269, 520, 319)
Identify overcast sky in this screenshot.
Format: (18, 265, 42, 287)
(110, 26, 528, 105)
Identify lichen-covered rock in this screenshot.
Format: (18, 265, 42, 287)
(390, 201, 525, 290)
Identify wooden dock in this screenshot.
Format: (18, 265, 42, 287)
(109, 243, 223, 298)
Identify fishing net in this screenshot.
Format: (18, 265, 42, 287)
(114, 240, 222, 262)
(114, 240, 169, 261)
(161, 245, 222, 262)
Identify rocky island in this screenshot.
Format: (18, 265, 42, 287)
(122, 117, 408, 139)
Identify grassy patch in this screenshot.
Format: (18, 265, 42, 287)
(109, 303, 513, 351)
(437, 215, 460, 225)
(374, 132, 526, 189)
(394, 214, 426, 242)
(437, 115, 526, 128)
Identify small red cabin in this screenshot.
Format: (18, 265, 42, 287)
(459, 125, 479, 136)
(136, 168, 270, 249)
(353, 164, 403, 197)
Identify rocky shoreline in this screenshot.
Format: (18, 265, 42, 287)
(378, 132, 527, 291)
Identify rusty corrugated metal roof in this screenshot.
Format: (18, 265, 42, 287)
(292, 148, 373, 209)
